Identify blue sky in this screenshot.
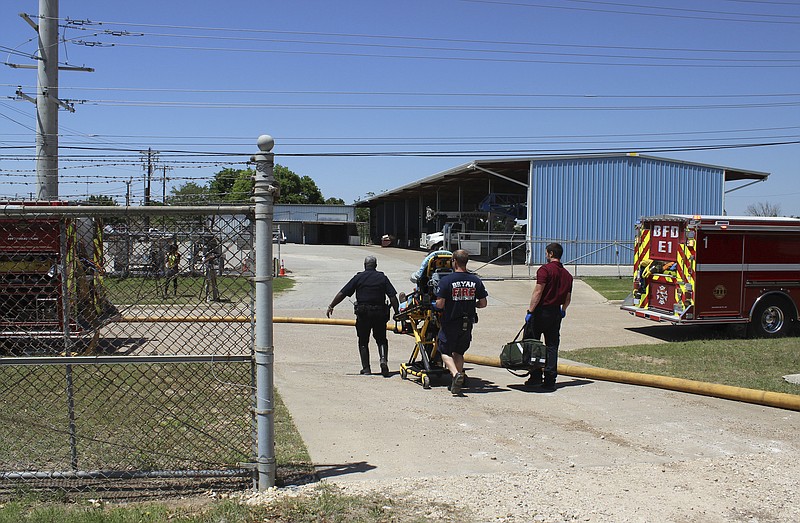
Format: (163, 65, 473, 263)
(1, 1, 798, 216)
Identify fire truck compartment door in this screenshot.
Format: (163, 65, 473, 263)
(695, 233, 744, 317)
(647, 279, 678, 313)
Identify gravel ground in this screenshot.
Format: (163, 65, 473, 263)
(331, 452, 800, 522)
(241, 449, 800, 522)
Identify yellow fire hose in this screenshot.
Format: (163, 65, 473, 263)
(465, 354, 800, 412)
(121, 315, 800, 412)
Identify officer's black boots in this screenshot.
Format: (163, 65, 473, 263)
(378, 344, 390, 377)
(358, 345, 371, 375)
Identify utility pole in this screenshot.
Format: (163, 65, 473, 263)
(162, 164, 171, 204)
(12, 1, 93, 201)
(125, 178, 132, 206)
(35, 0, 59, 200)
(144, 148, 153, 206)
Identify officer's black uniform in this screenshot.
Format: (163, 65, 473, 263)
(328, 260, 398, 376)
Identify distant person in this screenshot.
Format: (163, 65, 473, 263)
(327, 255, 400, 377)
(164, 243, 180, 298)
(524, 242, 573, 392)
(434, 249, 488, 396)
(202, 239, 220, 302)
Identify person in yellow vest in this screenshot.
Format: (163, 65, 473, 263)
(164, 244, 181, 298)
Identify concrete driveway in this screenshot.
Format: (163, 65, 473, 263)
(271, 243, 799, 521)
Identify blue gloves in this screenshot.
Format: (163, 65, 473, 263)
(560, 307, 567, 318)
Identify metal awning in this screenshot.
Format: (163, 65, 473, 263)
(357, 159, 531, 204)
(359, 154, 769, 205)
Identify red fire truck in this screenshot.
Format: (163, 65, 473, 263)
(0, 206, 117, 344)
(621, 214, 800, 337)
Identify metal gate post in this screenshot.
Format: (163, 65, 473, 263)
(60, 220, 79, 470)
(252, 135, 277, 489)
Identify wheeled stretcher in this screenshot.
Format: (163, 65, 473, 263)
(393, 252, 453, 389)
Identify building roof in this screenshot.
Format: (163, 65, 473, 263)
(359, 154, 769, 204)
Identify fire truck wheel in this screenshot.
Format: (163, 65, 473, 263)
(749, 297, 793, 338)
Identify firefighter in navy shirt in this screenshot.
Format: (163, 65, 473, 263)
(328, 256, 399, 377)
(435, 249, 488, 396)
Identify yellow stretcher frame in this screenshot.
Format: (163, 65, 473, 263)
(394, 253, 452, 389)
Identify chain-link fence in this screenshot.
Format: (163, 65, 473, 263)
(0, 205, 257, 499)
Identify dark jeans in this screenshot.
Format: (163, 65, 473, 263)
(524, 306, 562, 382)
(164, 268, 178, 294)
(355, 308, 389, 347)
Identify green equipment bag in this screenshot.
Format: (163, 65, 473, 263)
(500, 325, 546, 371)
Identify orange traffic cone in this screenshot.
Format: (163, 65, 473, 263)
(279, 259, 286, 277)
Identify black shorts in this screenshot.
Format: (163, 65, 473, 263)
(437, 326, 472, 356)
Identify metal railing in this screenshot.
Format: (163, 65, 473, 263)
(466, 235, 635, 279)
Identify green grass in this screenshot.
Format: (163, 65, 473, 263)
(580, 276, 632, 301)
(274, 389, 314, 484)
(0, 483, 465, 522)
(578, 275, 800, 395)
(570, 337, 800, 395)
(0, 362, 254, 470)
(102, 275, 295, 305)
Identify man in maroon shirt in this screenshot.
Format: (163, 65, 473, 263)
(524, 242, 573, 392)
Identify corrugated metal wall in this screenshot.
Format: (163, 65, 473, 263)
(528, 156, 724, 265)
(273, 204, 356, 244)
(273, 204, 355, 223)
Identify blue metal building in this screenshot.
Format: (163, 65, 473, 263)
(364, 154, 769, 265)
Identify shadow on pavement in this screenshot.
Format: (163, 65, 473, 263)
(507, 378, 594, 393)
(624, 324, 745, 343)
(462, 375, 507, 395)
(96, 337, 150, 355)
(315, 461, 377, 480)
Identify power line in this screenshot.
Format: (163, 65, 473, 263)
(723, 0, 800, 6)
(58, 20, 800, 55)
(458, 0, 800, 24)
(4, 124, 799, 141)
(63, 99, 800, 110)
(0, 45, 39, 61)
(75, 41, 800, 68)
(2, 131, 797, 149)
(6, 83, 800, 99)
(55, 15, 798, 39)
(1, 138, 799, 159)
(64, 29, 800, 64)
(555, 0, 800, 20)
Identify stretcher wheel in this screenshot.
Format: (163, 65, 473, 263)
(422, 375, 431, 389)
(400, 367, 408, 380)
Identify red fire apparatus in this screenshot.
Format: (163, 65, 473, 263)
(620, 214, 800, 337)
(0, 205, 117, 343)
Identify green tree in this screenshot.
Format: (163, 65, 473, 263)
(274, 165, 324, 204)
(84, 195, 118, 206)
(208, 168, 243, 201)
(228, 170, 255, 203)
(169, 181, 209, 204)
(354, 192, 374, 222)
(169, 165, 331, 205)
(325, 197, 345, 205)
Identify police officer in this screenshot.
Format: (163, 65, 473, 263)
(327, 255, 400, 377)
